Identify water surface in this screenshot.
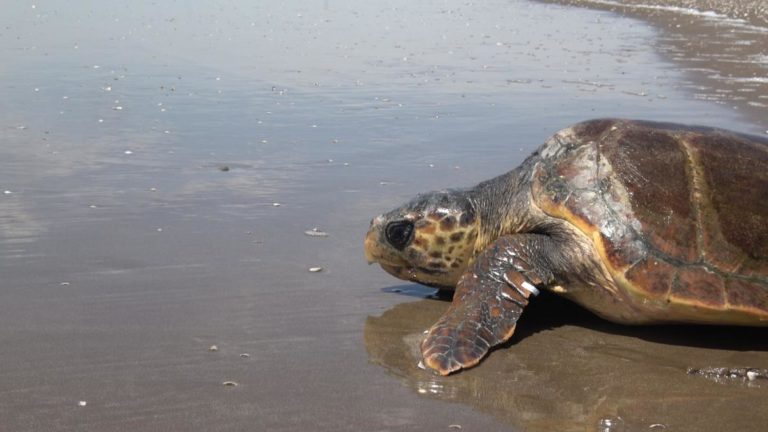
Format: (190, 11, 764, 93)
(0, 0, 765, 430)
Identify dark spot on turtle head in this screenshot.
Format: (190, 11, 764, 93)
(413, 238, 425, 248)
(406, 249, 421, 261)
(440, 216, 456, 231)
(448, 246, 455, 254)
(435, 236, 446, 246)
(427, 261, 447, 269)
(450, 232, 465, 242)
(451, 262, 461, 268)
(459, 212, 475, 227)
(429, 251, 442, 259)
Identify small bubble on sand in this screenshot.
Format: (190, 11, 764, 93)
(78, 401, 87, 407)
(222, 381, 238, 387)
(209, 345, 218, 352)
(309, 267, 323, 273)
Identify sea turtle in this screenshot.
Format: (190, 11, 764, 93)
(364, 119, 768, 376)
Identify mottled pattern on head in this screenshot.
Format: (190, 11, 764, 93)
(364, 189, 480, 289)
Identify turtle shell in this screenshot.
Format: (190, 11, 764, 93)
(531, 119, 768, 324)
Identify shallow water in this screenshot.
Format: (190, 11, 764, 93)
(0, 0, 765, 430)
(540, 0, 768, 129)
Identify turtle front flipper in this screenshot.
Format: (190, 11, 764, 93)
(421, 234, 556, 375)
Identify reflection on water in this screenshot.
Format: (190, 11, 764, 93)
(365, 293, 768, 431)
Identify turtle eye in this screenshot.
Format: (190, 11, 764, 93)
(385, 220, 414, 250)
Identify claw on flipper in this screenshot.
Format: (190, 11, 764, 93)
(418, 253, 536, 375)
(421, 320, 519, 375)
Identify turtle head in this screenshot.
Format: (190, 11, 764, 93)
(364, 190, 479, 290)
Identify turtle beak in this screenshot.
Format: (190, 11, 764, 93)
(364, 243, 377, 264)
(364, 216, 384, 264)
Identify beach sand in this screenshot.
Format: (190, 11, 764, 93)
(540, 0, 768, 129)
(0, 1, 766, 431)
(565, 0, 768, 27)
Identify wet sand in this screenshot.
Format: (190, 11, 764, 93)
(565, 0, 768, 27)
(366, 291, 768, 431)
(0, 0, 766, 431)
(538, 0, 768, 128)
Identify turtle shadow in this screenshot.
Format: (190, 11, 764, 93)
(589, 318, 768, 352)
(383, 285, 768, 352)
(380, 284, 453, 300)
(514, 293, 768, 352)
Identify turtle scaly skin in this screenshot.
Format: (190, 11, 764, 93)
(365, 119, 768, 376)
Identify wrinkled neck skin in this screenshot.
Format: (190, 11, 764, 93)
(467, 164, 536, 255)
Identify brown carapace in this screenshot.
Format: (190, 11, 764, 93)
(365, 119, 768, 376)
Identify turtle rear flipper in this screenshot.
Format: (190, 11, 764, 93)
(421, 234, 556, 375)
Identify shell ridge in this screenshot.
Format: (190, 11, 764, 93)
(679, 135, 708, 265)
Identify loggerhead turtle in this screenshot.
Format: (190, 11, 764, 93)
(364, 119, 768, 376)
